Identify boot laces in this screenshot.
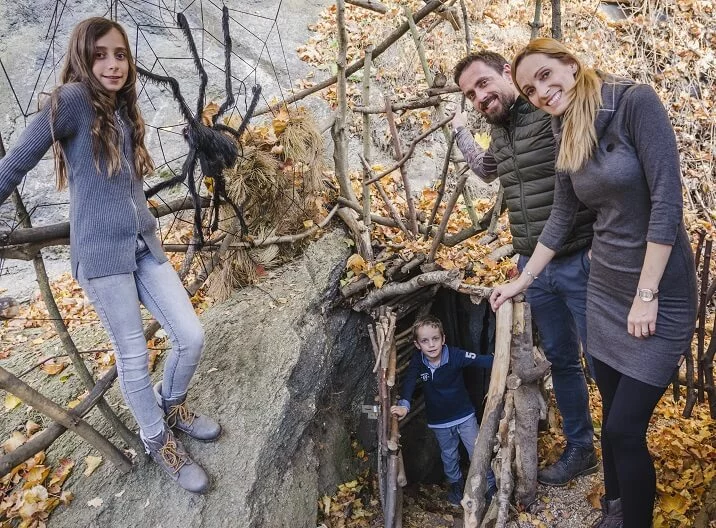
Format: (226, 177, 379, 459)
(167, 401, 197, 428)
(158, 435, 189, 474)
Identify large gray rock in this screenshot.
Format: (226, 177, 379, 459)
(47, 229, 373, 528)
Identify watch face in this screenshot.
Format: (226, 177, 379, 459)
(639, 289, 654, 302)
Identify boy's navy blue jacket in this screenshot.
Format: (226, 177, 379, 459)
(398, 345, 493, 427)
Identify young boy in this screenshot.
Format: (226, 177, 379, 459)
(391, 315, 497, 505)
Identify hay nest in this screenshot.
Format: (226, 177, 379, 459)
(206, 106, 327, 300)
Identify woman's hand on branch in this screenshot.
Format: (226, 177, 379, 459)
(489, 275, 529, 311)
(627, 296, 658, 338)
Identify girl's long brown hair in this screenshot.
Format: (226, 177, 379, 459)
(512, 38, 602, 173)
(51, 17, 153, 189)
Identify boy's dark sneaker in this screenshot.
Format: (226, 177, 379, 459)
(591, 497, 624, 527)
(485, 482, 498, 503)
(447, 480, 464, 506)
(538, 445, 599, 486)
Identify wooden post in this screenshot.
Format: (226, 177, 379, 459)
(332, 0, 360, 205)
(530, 0, 543, 40)
(463, 301, 513, 527)
(361, 46, 374, 233)
(509, 302, 545, 508)
(551, 0, 562, 40)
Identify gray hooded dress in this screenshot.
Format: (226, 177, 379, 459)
(538, 76, 698, 388)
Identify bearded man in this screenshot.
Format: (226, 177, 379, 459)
(453, 51, 597, 486)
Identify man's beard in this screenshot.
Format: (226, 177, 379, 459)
(480, 92, 515, 125)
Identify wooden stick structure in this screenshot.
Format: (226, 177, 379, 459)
(462, 300, 548, 528)
(369, 307, 405, 527)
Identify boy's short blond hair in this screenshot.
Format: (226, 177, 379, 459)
(412, 315, 445, 342)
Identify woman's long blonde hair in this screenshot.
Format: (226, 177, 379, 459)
(51, 17, 153, 189)
(512, 38, 602, 173)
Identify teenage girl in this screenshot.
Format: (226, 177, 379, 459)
(0, 17, 220, 494)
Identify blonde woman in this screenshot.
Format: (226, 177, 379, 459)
(490, 38, 697, 527)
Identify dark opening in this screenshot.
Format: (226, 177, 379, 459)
(397, 288, 496, 484)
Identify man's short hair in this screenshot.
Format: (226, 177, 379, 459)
(412, 315, 445, 342)
(453, 50, 509, 86)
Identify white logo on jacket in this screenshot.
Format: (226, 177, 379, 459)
(420, 373, 430, 381)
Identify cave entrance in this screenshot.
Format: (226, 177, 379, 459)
(394, 288, 497, 485)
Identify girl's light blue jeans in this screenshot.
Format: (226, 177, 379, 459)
(78, 237, 204, 439)
(432, 415, 497, 487)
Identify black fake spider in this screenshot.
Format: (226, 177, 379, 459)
(137, 6, 261, 246)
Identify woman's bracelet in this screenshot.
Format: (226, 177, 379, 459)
(524, 270, 539, 283)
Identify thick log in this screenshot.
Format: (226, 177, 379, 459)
(495, 393, 515, 528)
(337, 207, 373, 262)
(354, 269, 462, 312)
(332, 0, 361, 208)
(346, 0, 387, 13)
(354, 96, 443, 114)
(510, 302, 541, 508)
(0, 196, 210, 259)
(0, 367, 132, 474)
(463, 301, 513, 526)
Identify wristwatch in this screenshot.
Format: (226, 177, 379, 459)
(637, 288, 659, 302)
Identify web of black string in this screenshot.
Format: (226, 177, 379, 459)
(0, 0, 309, 289)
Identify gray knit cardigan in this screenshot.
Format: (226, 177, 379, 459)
(0, 83, 166, 279)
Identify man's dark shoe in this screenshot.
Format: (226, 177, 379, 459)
(591, 497, 623, 527)
(538, 444, 599, 486)
(447, 480, 464, 506)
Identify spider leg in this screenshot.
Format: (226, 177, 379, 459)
(214, 6, 235, 124)
(234, 84, 262, 140)
(144, 169, 186, 199)
(184, 147, 205, 247)
(177, 12, 209, 118)
(212, 172, 249, 236)
(136, 67, 197, 127)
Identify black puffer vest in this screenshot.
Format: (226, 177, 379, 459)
(490, 97, 594, 257)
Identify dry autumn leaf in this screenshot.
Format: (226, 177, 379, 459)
(2, 431, 27, 453)
(83, 456, 103, 477)
(4, 393, 22, 410)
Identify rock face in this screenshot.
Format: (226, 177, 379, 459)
(48, 229, 373, 528)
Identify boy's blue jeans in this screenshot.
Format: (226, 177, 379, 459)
(78, 237, 204, 439)
(432, 415, 496, 487)
(518, 247, 594, 449)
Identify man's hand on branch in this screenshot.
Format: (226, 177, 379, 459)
(452, 110, 468, 131)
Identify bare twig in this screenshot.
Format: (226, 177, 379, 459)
(365, 114, 454, 185)
(384, 96, 419, 235)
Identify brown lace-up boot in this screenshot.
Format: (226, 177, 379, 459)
(141, 428, 209, 494)
(153, 381, 221, 441)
